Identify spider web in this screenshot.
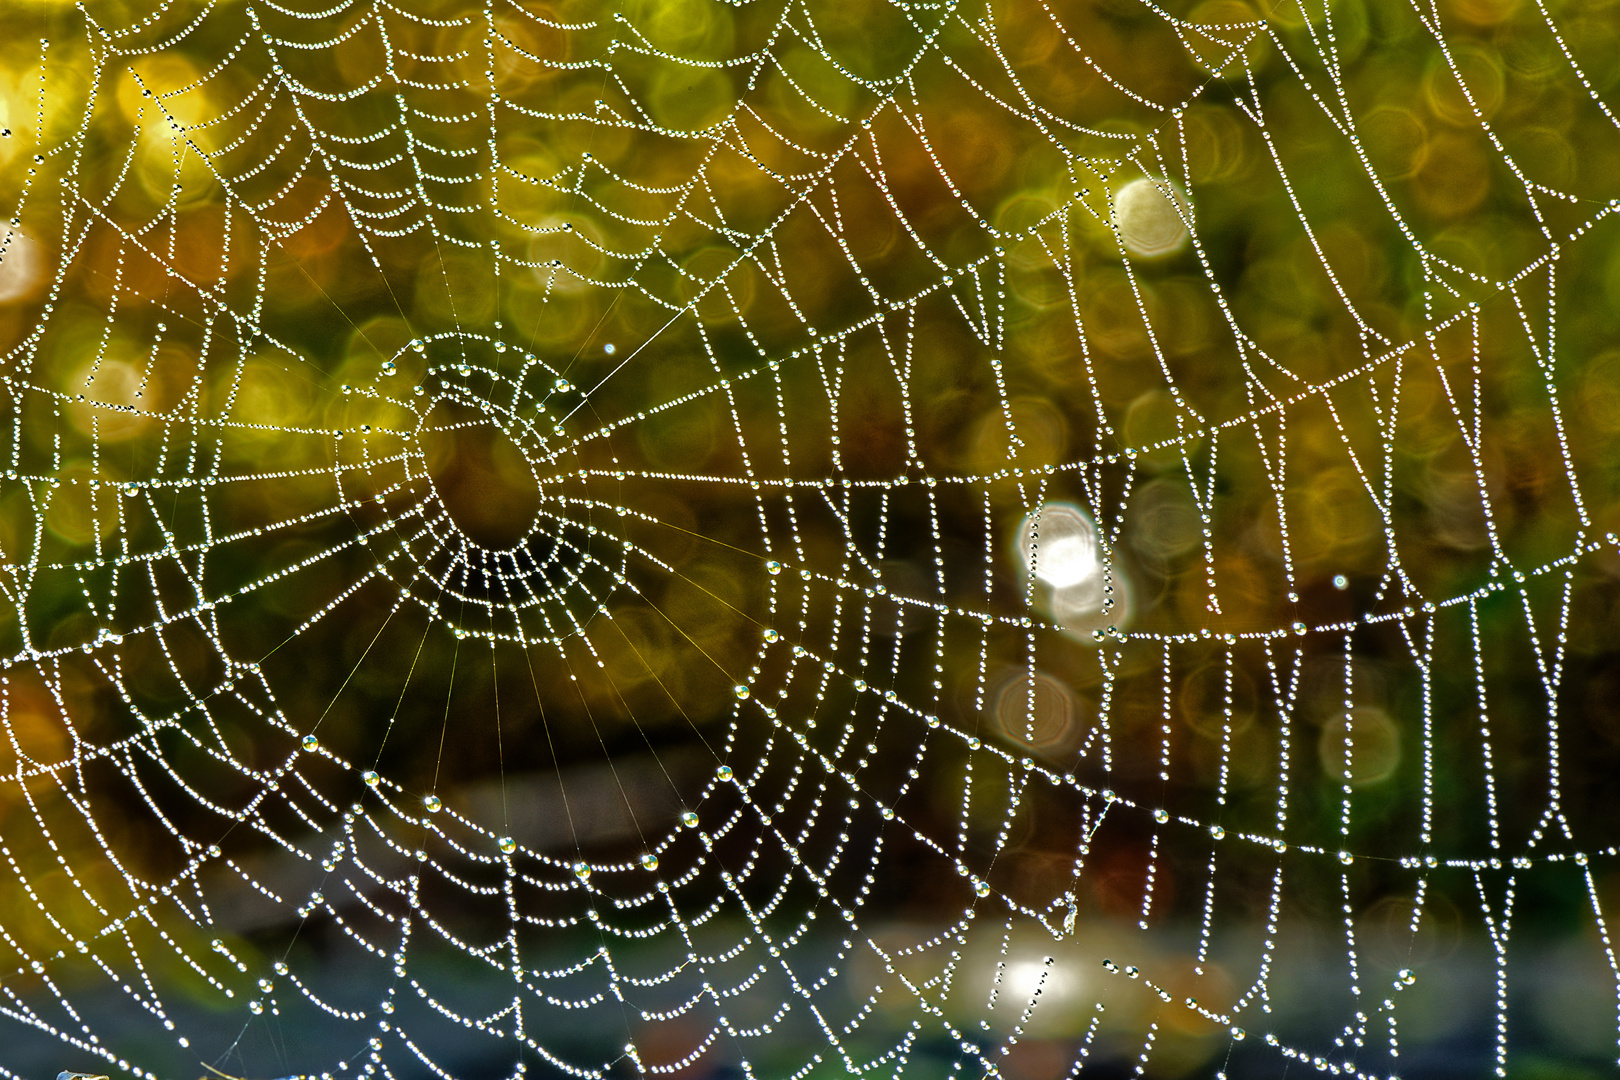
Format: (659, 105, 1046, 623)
(0, 0, 1618, 1077)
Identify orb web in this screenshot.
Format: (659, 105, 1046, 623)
(0, 0, 1618, 1077)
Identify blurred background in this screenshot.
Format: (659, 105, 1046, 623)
(0, 0, 1618, 1076)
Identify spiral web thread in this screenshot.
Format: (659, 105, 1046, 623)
(0, 0, 1617, 1077)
